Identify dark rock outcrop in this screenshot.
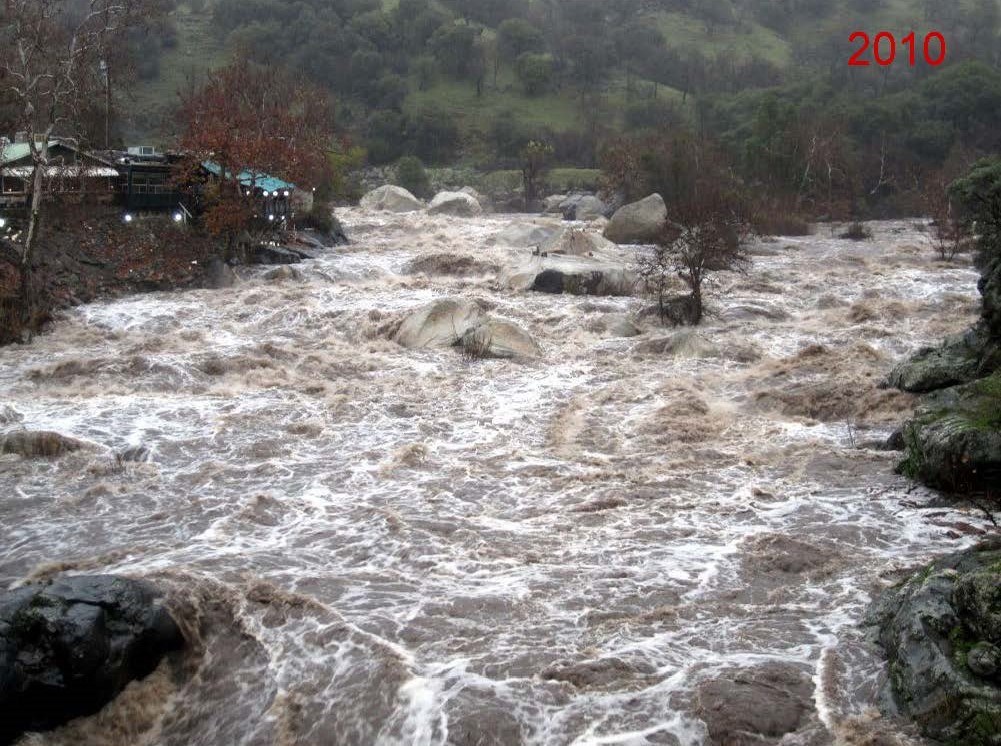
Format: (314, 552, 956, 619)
(886, 325, 1000, 393)
(249, 245, 311, 265)
(867, 539, 1001, 746)
(890, 248, 1001, 497)
(0, 575, 183, 743)
(896, 374, 1001, 492)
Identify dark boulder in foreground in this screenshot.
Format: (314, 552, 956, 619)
(0, 575, 183, 744)
(867, 539, 1001, 746)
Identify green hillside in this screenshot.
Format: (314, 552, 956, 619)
(130, 0, 1001, 172)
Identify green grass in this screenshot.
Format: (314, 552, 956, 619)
(125, 2, 226, 142)
(651, 11, 792, 67)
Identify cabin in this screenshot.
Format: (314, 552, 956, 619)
(201, 162, 305, 223)
(0, 135, 119, 208)
(115, 146, 187, 215)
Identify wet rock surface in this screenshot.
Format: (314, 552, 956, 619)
(359, 184, 424, 213)
(394, 298, 485, 348)
(867, 539, 1001, 746)
(459, 319, 542, 359)
(603, 193, 669, 244)
(890, 251, 1001, 494)
(0, 575, 183, 744)
(428, 191, 482, 216)
(897, 374, 1001, 492)
(695, 662, 818, 745)
(0, 430, 86, 458)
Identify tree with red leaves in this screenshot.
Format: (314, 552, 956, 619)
(177, 59, 336, 254)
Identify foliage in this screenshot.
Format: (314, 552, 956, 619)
(177, 59, 335, 245)
(515, 53, 554, 96)
(395, 156, 431, 198)
(639, 193, 750, 326)
(950, 157, 1001, 264)
(840, 222, 873, 241)
(520, 140, 553, 211)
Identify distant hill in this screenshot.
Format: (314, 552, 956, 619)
(127, 0, 1001, 172)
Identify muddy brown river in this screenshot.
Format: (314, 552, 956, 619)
(0, 212, 991, 745)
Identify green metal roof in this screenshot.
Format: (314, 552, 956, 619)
(202, 161, 295, 193)
(0, 141, 57, 166)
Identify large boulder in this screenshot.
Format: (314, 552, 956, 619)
(493, 222, 562, 249)
(394, 299, 485, 349)
(428, 191, 482, 217)
(603, 193, 669, 244)
(360, 185, 424, 213)
(560, 194, 607, 221)
(0, 575, 184, 743)
(543, 195, 568, 214)
(459, 320, 542, 359)
(540, 227, 616, 257)
(502, 255, 637, 297)
(867, 539, 1001, 745)
(896, 373, 1001, 492)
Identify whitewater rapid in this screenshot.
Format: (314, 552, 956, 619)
(0, 212, 991, 745)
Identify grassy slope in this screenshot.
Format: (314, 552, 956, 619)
(123, 2, 225, 142)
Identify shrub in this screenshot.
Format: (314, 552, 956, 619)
(840, 221, 872, 241)
(395, 156, 431, 199)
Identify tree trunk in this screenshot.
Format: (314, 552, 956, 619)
(20, 161, 47, 334)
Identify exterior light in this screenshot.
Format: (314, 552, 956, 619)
(172, 212, 183, 223)
(123, 213, 134, 223)
(283, 190, 290, 197)
(0, 217, 6, 229)
(268, 214, 275, 222)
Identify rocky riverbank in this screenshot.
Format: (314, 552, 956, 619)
(867, 538, 1001, 746)
(888, 250, 1001, 496)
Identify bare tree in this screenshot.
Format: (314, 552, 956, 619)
(638, 195, 750, 326)
(923, 171, 971, 262)
(0, 0, 159, 330)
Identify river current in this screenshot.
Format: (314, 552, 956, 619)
(0, 212, 992, 745)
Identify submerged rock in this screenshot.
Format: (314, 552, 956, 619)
(867, 539, 1001, 745)
(459, 320, 542, 359)
(493, 222, 562, 249)
(896, 373, 1001, 492)
(249, 245, 306, 266)
(394, 299, 485, 349)
(695, 662, 816, 745)
(360, 185, 423, 213)
(204, 257, 237, 289)
(540, 227, 616, 257)
(403, 253, 498, 277)
(502, 255, 637, 297)
(603, 193, 669, 244)
(428, 191, 482, 217)
(0, 430, 86, 458)
(0, 575, 183, 743)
